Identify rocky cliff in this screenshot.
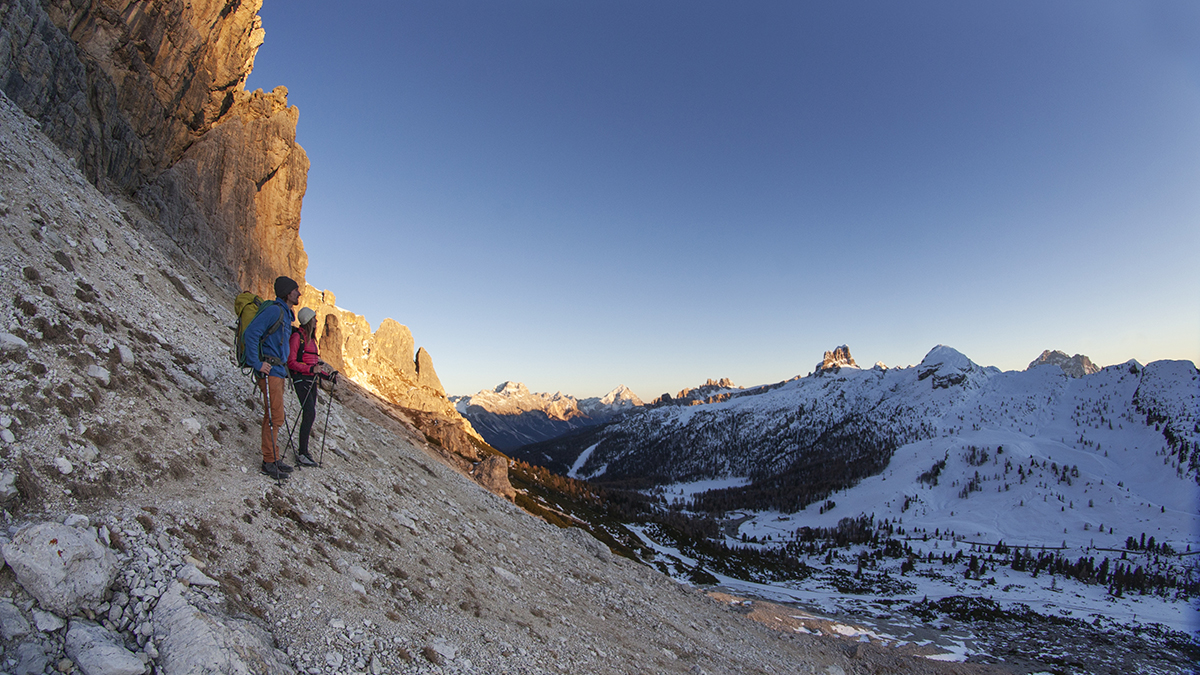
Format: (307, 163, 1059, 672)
(0, 0, 482, 463)
(0, 0, 307, 296)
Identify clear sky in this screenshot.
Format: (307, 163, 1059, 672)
(247, 0, 1199, 399)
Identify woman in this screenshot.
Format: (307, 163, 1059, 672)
(287, 307, 332, 467)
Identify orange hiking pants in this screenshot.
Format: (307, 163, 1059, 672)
(258, 375, 287, 464)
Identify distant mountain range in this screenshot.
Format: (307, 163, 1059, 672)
(451, 382, 643, 450)
(508, 344, 1197, 513)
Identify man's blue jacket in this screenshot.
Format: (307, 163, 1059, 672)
(242, 299, 294, 379)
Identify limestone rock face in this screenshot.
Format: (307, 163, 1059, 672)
(0, 0, 307, 294)
(816, 345, 858, 373)
(142, 85, 309, 298)
(1028, 350, 1099, 378)
(153, 582, 291, 675)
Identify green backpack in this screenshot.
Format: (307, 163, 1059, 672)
(234, 292, 286, 370)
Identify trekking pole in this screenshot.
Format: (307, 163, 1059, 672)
(258, 372, 285, 485)
(318, 373, 336, 468)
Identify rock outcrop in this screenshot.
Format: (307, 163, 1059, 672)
(1028, 349, 1100, 378)
(298, 285, 485, 463)
(651, 378, 741, 407)
(0, 0, 308, 295)
(816, 345, 858, 373)
(298, 286, 454, 416)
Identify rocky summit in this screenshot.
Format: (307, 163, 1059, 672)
(0, 2, 997, 674)
(815, 345, 857, 373)
(1027, 349, 1100, 379)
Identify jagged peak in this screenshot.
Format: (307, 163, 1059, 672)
(1027, 350, 1099, 378)
(815, 345, 858, 373)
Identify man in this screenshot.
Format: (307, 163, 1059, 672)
(243, 276, 300, 479)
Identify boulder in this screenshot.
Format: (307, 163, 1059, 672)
(65, 620, 146, 675)
(2, 522, 117, 616)
(473, 455, 516, 501)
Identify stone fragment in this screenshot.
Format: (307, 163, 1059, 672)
(1, 429, 15, 443)
(181, 418, 201, 435)
(15, 639, 48, 675)
(0, 599, 32, 639)
(64, 514, 90, 528)
(348, 565, 373, 584)
(392, 512, 419, 534)
(429, 640, 457, 662)
(55, 457, 74, 475)
(325, 651, 344, 669)
(87, 365, 111, 387)
(0, 332, 28, 355)
(2, 522, 118, 615)
(65, 620, 146, 675)
(117, 344, 134, 364)
(33, 608, 65, 632)
(566, 526, 612, 563)
(176, 564, 219, 587)
(91, 237, 108, 253)
(492, 566, 521, 587)
(0, 469, 18, 500)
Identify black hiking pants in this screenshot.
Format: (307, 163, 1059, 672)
(292, 375, 318, 456)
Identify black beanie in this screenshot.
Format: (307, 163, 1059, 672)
(274, 276, 299, 299)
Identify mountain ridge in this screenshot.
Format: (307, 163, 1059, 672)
(452, 382, 643, 451)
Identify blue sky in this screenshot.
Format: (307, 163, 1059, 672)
(247, 1, 1199, 399)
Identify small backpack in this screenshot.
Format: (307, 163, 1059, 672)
(233, 292, 287, 370)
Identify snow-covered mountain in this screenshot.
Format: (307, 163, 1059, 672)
(451, 382, 643, 450)
(515, 346, 1198, 539)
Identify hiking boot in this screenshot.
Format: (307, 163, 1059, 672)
(296, 452, 318, 467)
(275, 460, 294, 473)
(261, 461, 289, 480)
